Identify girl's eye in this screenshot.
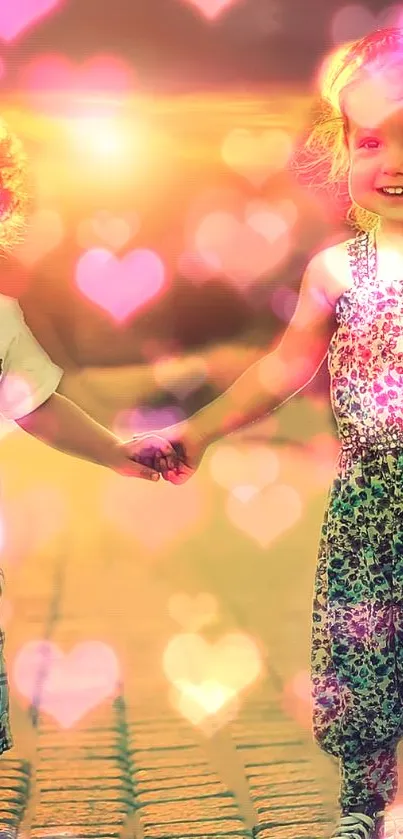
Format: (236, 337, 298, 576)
(359, 138, 380, 149)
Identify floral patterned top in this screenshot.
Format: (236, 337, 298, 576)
(327, 229, 403, 458)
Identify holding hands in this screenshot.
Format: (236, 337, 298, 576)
(123, 421, 207, 484)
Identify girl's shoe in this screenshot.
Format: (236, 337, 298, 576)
(329, 809, 386, 839)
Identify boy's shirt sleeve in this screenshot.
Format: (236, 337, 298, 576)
(0, 298, 64, 421)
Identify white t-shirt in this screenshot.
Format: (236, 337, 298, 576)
(0, 296, 63, 421)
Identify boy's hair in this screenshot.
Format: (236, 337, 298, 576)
(0, 120, 31, 255)
(293, 27, 403, 233)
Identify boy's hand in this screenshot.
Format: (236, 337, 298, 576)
(110, 435, 179, 480)
(146, 422, 208, 484)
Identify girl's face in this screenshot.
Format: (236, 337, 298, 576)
(345, 70, 403, 228)
(347, 108, 403, 222)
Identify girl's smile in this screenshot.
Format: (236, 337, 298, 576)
(346, 103, 403, 236)
(375, 187, 403, 199)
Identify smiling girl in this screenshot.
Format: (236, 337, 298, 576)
(145, 27, 403, 839)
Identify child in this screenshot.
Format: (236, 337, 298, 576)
(147, 26, 403, 839)
(0, 124, 180, 757)
(0, 295, 180, 756)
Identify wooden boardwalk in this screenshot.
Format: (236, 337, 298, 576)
(0, 401, 341, 838)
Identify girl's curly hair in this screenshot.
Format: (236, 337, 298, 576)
(292, 26, 403, 234)
(0, 119, 32, 256)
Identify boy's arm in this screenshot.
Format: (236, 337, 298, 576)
(0, 298, 171, 479)
(16, 391, 127, 470)
(15, 391, 173, 478)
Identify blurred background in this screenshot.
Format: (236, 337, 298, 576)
(0, 1, 401, 836)
(0, 0, 360, 399)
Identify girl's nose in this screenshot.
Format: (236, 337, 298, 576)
(381, 151, 403, 175)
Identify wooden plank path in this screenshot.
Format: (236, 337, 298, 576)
(0, 412, 340, 838)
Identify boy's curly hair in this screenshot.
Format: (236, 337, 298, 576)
(0, 119, 32, 255)
(292, 27, 403, 234)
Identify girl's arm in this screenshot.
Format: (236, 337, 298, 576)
(187, 250, 338, 447)
(56, 342, 266, 428)
(131, 248, 339, 485)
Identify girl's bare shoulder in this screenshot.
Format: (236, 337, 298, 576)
(313, 237, 354, 309)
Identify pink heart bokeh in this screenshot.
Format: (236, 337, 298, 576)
(102, 474, 206, 552)
(18, 54, 133, 116)
(226, 482, 302, 548)
(179, 0, 240, 21)
(331, 4, 403, 45)
(191, 206, 292, 290)
(209, 443, 279, 492)
(153, 355, 208, 399)
(221, 128, 294, 187)
(168, 592, 219, 631)
(77, 210, 140, 252)
(13, 640, 120, 728)
(75, 247, 166, 323)
(0, 0, 61, 42)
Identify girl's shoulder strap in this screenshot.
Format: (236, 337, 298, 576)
(346, 229, 376, 290)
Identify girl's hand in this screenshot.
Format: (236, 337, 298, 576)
(112, 434, 179, 480)
(150, 421, 208, 484)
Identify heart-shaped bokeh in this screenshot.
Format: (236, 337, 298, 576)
(225, 482, 302, 548)
(18, 53, 133, 116)
(0, 0, 61, 42)
(153, 355, 208, 399)
(75, 247, 166, 322)
(101, 473, 207, 552)
(342, 70, 403, 130)
(209, 444, 279, 492)
(221, 128, 294, 186)
(12, 640, 120, 728)
(190, 204, 292, 290)
(178, 0, 240, 20)
(330, 3, 403, 45)
(170, 683, 240, 734)
(168, 592, 219, 631)
(179, 197, 297, 287)
(164, 631, 262, 727)
(77, 210, 141, 252)
(305, 433, 340, 489)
